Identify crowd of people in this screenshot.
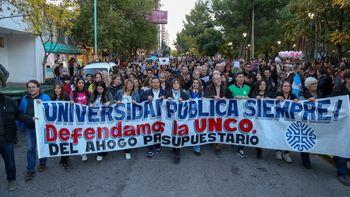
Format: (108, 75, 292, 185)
(1, 56, 350, 191)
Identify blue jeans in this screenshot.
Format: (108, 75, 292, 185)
(24, 128, 47, 172)
(0, 142, 16, 181)
(334, 156, 349, 177)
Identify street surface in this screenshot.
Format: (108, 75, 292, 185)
(0, 133, 349, 197)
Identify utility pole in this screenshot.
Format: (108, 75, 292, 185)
(94, 0, 98, 62)
(251, 0, 255, 60)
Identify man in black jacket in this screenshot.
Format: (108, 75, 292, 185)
(204, 74, 229, 157)
(0, 92, 34, 191)
(141, 77, 167, 158)
(165, 78, 189, 163)
(332, 71, 350, 187)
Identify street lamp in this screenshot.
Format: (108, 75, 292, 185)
(277, 41, 281, 45)
(240, 32, 248, 59)
(246, 44, 251, 60)
(94, 0, 98, 62)
(308, 12, 315, 19)
(308, 12, 316, 61)
(293, 44, 296, 48)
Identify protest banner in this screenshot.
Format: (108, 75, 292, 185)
(34, 100, 164, 158)
(34, 96, 350, 158)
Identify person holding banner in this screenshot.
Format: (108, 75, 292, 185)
(299, 77, 325, 169)
(166, 78, 190, 163)
(142, 77, 167, 158)
(115, 78, 140, 160)
(0, 92, 34, 191)
(71, 77, 90, 162)
(228, 72, 251, 158)
(204, 74, 228, 157)
(187, 78, 204, 156)
(250, 80, 272, 159)
(19, 80, 51, 181)
(275, 81, 298, 163)
(51, 81, 72, 169)
(89, 81, 114, 161)
(332, 71, 350, 186)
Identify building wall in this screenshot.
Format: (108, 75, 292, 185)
(6, 35, 44, 83)
(0, 2, 28, 33)
(0, 1, 45, 83)
(0, 34, 9, 70)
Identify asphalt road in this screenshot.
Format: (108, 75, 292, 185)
(0, 133, 349, 197)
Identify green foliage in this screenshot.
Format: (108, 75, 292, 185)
(72, 0, 158, 57)
(175, 31, 196, 54)
(161, 41, 171, 56)
(196, 28, 224, 56)
(211, 0, 289, 58)
(174, 0, 214, 55)
(13, 0, 79, 81)
(285, 0, 350, 60)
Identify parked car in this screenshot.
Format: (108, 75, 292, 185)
(82, 62, 117, 79)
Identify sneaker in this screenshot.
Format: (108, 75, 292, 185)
(275, 151, 282, 160)
(81, 154, 88, 162)
(194, 151, 201, 156)
(125, 153, 131, 160)
(338, 176, 350, 186)
(24, 171, 35, 181)
(215, 149, 222, 158)
(38, 164, 46, 172)
(96, 155, 103, 161)
(8, 180, 17, 191)
(146, 151, 154, 158)
(174, 154, 181, 164)
(236, 150, 247, 158)
(282, 153, 293, 163)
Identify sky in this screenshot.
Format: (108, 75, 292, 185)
(161, 0, 198, 49)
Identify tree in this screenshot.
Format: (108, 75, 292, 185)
(332, 0, 350, 7)
(72, 0, 158, 58)
(161, 41, 171, 56)
(211, 0, 290, 59)
(13, 0, 78, 81)
(175, 31, 195, 54)
(174, 0, 214, 55)
(285, 0, 350, 61)
(196, 28, 225, 56)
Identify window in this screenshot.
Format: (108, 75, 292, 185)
(0, 37, 4, 48)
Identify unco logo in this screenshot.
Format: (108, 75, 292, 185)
(285, 121, 317, 151)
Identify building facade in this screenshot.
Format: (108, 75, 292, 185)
(0, 0, 45, 83)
